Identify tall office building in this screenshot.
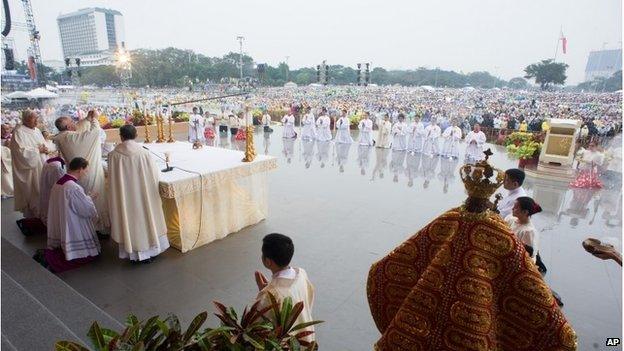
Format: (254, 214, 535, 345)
(584, 49, 622, 82)
(57, 8, 125, 66)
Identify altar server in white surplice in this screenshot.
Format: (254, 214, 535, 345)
(407, 117, 425, 153)
(301, 108, 317, 141)
(10, 111, 48, 233)
(391, 114, 408, 151)
(46, 157, 100, 263)
(465, 123, 487, 162)
(335, 111, 353, 144)
(315, 109, 332, 142)
(54, 113, 109, 231)
(281, 113, 297, 139)
(39, 157, 66, 224)
(376, 115, 392, 149)
(108, 125, 169, 262)
(440, 119, 462, 159)
(188, 107, 206, 143)
(422, 119, 441, 156)
(358, 112, 375, 146)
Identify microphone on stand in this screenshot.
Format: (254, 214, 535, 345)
(142, 146, 173, 172)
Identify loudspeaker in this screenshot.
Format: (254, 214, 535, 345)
(3, 48, 14, 70)
(257, 63, 266, 74)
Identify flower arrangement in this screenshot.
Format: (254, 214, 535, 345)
(110, 119, 125, 128)
(349, 112, 363, 128)
(131, 109, 145, 126)
(506, 140, 542, 160)
(172, 111, 190, 122)
(98, 114, 109, 127)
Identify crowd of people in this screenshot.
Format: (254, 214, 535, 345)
(0, 85, 621, 349)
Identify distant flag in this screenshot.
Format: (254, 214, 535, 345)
(560, 31, 567, 54)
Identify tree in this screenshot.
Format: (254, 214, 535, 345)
(576, 70, 622, 92)
(524, 59, 568, 90)
(508, 77, 529, 90)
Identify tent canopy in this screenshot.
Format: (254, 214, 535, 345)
(6, 91, 29, 99)
(26, 88, 58, 99)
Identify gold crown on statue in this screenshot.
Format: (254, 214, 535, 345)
(459, 149, 505, 199)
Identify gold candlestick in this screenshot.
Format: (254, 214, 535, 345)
(167, 112, 175, 143)
(144, 111, 151, 143)
(242, 126, 256, 162)
(155, 110, 165, 143)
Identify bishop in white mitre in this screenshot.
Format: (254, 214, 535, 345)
(108, 125, 169, 262)
(54, 114, 109, 232)
(39, 156, 66, 225)
(464, 123, 487, 162)
(10, 110, 49, 234)
(44, 157, 100, 273)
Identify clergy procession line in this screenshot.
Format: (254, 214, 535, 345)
(9, 110, 169, 272)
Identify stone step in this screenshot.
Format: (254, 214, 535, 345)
(1, 238, 123, 349)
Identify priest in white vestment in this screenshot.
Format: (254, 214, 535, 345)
(464, 123, 487, 162)
(44, 157, 100, 273)
(391, 115, 408, 151)
(422, 119, 442, 156)
(281, 113, 297, 139)
(1, 124, 13, 197)
(188, 107, 206, 143)
(301, 109, 317, 141)
(1, 142, 13, 198)
(54, 115, 110, 232)
(315, 111, 332, 142)
(39, 157, 66, 224)
(334, 111, 353, 144)
(376, 115, 392, 149)
(108, 125, 169, 262)
(10, 111, 49, 234)
(254, 234, 316, 342)
(358, 112, 375, 146)
(440, 120, 462, 159)
(407, 117, 425, 153)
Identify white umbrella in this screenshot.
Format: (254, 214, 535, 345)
(26, 88, 58, 99)
(6, 91, 29, 99)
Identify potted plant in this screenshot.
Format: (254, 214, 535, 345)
(55, 293, 322, 351)
(506, 140, 541, 168)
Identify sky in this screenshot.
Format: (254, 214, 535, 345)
(3, 0, 622, 84)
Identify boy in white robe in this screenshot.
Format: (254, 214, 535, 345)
(281, 113, 297, 139)
(464, 123, 487, 162)
(334, 110, 353, 144)
(315, 109, 332, 142)
(262, 112, 273, 132)
(407, 117, 425, 153)
(301, 108, 316, 141)
(422, 119, 441, 156)
(358, 112, 375, 146)
(11, 110, 49, 235)
(108, 125, 169, 262)
(391, 114, 408, 151)
(440, 119, 462, 159)
(376, 115, 392, 149)
(254, 233, 316, 342)
(41, 157, 100, 273)
(188, 107, 205, 143)
(39, 157, 66, 225)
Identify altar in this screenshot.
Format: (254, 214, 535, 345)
(143, 142, 277, 252)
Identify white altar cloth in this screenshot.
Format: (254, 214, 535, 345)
(142, 142, 277, 252)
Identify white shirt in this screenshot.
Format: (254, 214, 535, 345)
(497, 186, 527, 219)
(505, 215, 539, 261)
(273, 267, 297, 279)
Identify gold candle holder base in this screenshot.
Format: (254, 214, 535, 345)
(242, 126, 256, 162)
(156, 116, 165, 143)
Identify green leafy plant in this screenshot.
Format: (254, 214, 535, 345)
(110, 119, 126, 129)
(55, 293, 322, 351)
(506, 140, 542, 160)
(172, 111, 190, 122)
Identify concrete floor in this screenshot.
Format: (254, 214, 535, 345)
(1, 127, 621, 350)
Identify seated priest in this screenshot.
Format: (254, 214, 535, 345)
(37, 157, 100, 273)
(367, 151, 577, 351)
